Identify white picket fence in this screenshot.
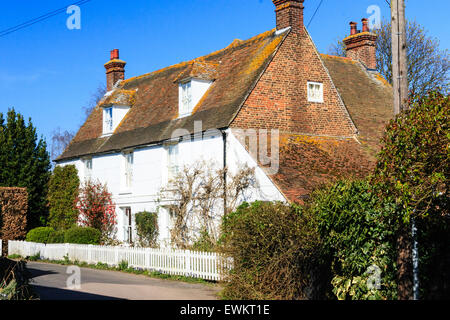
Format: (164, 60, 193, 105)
(8, 241, 231, 281)
(0, 239, 2, 255)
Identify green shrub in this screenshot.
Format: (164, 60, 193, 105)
(220, 201, 325, 300)
(47, 165, 80, 231)
(118, 260, 129, 271)
(135, 211, 158, 247)
(64, 227, 101, 245)
(25, 227, 55, 244)
(192, 230, 216, 252)
(47, 230, 66, 244)
(311, 180, 399, 300)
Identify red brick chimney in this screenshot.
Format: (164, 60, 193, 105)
(104, 49, 126, 91)
(343, 19, 378, 70)
(273, 0, 305, 33)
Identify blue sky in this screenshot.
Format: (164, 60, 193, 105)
(1, 0, 449, 149)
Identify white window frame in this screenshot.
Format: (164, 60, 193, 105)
(307, 81, 324, 103)
(179, 81, 193, 117)
(123, 151, 134, 190)
(103, 107, 114, 135)
(83, 158, 93, 181)
(167, 143, 180, 183)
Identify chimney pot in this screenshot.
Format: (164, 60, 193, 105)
(362, 18, 369, 32)
(350, 22, 358, 35)
(111, 49, 120, 60)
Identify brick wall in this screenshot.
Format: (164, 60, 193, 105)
(231, 27, 356, 137)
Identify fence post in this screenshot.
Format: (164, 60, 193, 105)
(115, 246, 119, 266)
(65, 243, 69, 260)
(145, 248, 150, 269)
(88, 245, 92, 264)
(185, 250, 191, 277)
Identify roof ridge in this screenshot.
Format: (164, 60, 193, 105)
(122, 29, 278, 86)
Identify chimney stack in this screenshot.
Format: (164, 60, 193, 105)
(104, 49, 126, 91)
(343, 19, 378, 70)
(273, 0, 305, 33)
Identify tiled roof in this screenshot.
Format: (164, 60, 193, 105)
(266, 134, 376, 203)
(320, 54, 393, 156)
(57, 29, 289, 161)
(262, 56, 394, 203)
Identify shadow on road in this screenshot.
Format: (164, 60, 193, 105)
(33, 285, 124, 300)
(27, 267, 58, 279)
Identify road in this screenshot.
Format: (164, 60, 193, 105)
(26, 261, 221, 300)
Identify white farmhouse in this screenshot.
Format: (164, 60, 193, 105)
(56, 1, 393, 246)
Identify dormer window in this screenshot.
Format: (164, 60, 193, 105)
(180, 81, 193, 117)
(178, 78, 212, 118)
(104, 107, 113, 134)
(102, 105, 131, 136)
(307, 82, 324, 103)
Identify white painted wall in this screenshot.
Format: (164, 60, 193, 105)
(58, 129, 286, 247)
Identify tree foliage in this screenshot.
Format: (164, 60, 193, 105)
(310, 180, 399, 300)
(328, 20, 449, 95)
(159, 161, 256, 249)
(75, 180, 117, 243)
(372, 91, 448, 221)
(135, 211, 159, 248)
(0, 108, 51, 229)
(220, 201, 326, 300)
(50, 128, 75, 162)
(50, 84, 106, 163)
(47, 165, 80, 230)
(372, 90, 449, 299)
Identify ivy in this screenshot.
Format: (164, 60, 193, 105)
(311, 180, 399, 300)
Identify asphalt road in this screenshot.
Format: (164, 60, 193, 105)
(26, 261, 221, 300)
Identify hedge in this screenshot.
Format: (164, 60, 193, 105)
(64, 227, 101, 245)
(25, 227, 55, 244)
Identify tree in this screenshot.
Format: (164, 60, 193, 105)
(0, 108, 51, 229)
(50, 128, 75, 162)
(75, 180, 117, 243)
(328, 20, 449, 95)
(47, 165, 80, 230)
(82, 84, 106, 123)
(50, 84, 106, 162)
(372, 91, 449, 299)
(158, 161, 256, 249)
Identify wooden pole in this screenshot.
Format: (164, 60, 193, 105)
(392, 0, 414, 300)
(398, 0, 409, 111)
(392, 0, 409, 115)
(391, 0, 400, 115)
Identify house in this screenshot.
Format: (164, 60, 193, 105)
(56, 0, 393, 245)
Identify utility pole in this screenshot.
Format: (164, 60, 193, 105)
(391, 0, 415, 301)
(391, 0, 409, 115)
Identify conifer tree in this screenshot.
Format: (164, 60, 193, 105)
(0, 108, 51, 229)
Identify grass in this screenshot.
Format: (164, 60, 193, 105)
(8, 254, 219, 287)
